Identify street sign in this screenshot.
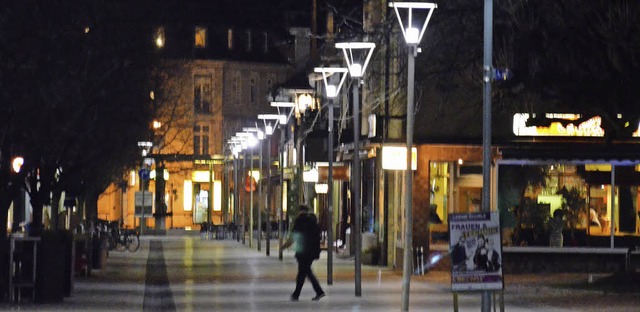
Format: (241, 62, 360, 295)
(139, 168, 151, 181)
(134, 191, 153, 217)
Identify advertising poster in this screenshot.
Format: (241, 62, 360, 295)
(449, 212, 503, 291)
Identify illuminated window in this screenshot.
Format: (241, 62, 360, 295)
(195, 26, 207, 48)
(155, 27, 165, 48)
(227, 28, 233, 50)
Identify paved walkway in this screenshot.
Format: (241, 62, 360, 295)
(2, 233, 639, 311)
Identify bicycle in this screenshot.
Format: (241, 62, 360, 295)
(121, 229, 140, 252)
(106, 222, 140, 252)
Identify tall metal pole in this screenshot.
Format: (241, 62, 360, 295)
(353, 81, 362, 297)
(327, 98, 334, 285)
(278, 126, 286, 260)
(121, 183, 125, 227)
(298, 119, 304, 207)
(234, 156, 240, 241)
(250, 146, 254, 248)
(266, 134, 272, 256)
(258, 140, 263, 252)
(233, 156, 240, 239)
(481, 0, 494, 311)
(242, 150, 247, 244)
(610, 167, 615, 248)
(208, 162, 213, 230)
(140, 168, 146, 236)
(401, 44, 416, 311)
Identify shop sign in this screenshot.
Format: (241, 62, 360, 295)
(134, 191, 153, 217)
(449, 212, 503, 291)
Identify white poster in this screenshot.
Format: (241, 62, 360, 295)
(449, 212, 503, 291)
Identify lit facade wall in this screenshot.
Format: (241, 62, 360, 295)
(98, 59, 292, 229)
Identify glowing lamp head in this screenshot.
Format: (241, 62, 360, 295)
(406, 27, 420, 44)
(248, 135, 258, 147)
(349, 63, 363, 77)
(279, 115, 287, 125)
(265, 125, 273, 135)
(12, 157, 24, 173)
(326, 85, 338, 98)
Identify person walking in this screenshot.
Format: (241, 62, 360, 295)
(282, 204, 325, 301)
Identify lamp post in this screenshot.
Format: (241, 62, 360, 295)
(258, 114, 281, 256)
(239, 131, 258, 247)
(236, 132, 252, 244)
(137, 141, 153, 236)
(314, 67, 348, 285)
(389, 2, 437, 310)
(229, 137, 244, 241)
(271, 101, 295, 261)
(293, 90, 314, 209)
(481, 1, 494, 310)
(242, 124, 264, 251)
(336, 41, 375, 297)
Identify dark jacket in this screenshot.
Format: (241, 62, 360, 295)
(292, 212, 321, 259)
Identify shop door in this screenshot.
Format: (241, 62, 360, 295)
(458, 187, 482, 213)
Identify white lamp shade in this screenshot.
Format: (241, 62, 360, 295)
(266, 125, 273, 135)
(248, 136, 258, 147)
(349, 63, 363, 77)
(335, 42, 375, 79)
(389, 2, 437, 46)
(406, 27, 420, 44)
(326, 85, 338, 98)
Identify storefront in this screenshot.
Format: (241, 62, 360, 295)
(498, 146, 640, 248)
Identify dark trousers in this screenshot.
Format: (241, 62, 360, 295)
(292, 255, 323, 297)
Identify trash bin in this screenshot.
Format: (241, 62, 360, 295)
(91, 236, 108, 270)
(36, 230, 65, 303)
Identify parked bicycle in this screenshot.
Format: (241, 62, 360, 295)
(106, 222, 140, 252)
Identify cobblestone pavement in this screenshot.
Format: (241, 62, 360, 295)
(2, 233, 639, 311)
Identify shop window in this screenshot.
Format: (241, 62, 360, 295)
(429, 161, 451, 243)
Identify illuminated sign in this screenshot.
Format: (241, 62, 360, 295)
(382, 146, 417, 170)
(513, 113, 605, 137)
(192, 171, 214, 182)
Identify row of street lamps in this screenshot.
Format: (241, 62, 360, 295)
(225, 2, 444, 310)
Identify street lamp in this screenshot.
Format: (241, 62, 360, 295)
(12, 157, 24, 173)
(137, 141, 153, 236)
(336, 41, 375, 297)
(238, 131, 258, 246)
(228, 136, 245, 241)
(291, 89, 315, 211)
(389, 2, 436, 310)
(243, 127, 262, 249)
(271, 101, 295, 260)
(313, 66, 348, 285)
(258, 114, 282, 257)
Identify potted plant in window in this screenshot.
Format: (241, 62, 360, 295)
(556, 186, 586, 246)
